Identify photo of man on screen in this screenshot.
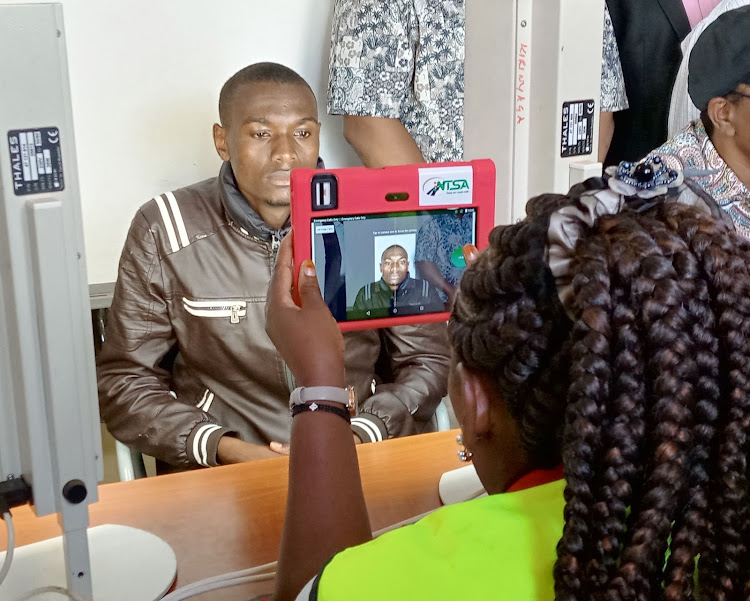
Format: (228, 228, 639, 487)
(351, 245, 444, 319)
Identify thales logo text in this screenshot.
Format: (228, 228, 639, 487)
(424, 178, 470, 197)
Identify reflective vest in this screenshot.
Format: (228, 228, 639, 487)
(317, 478, 566, 601)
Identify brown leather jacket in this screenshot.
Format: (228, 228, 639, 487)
(97, 163, 449, 469)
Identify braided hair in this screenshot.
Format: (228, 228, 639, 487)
(449, 189, 750, 601)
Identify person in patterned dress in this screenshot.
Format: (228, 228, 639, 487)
(644, 7, 750, 236)
(327, 0, 628, 166)
(414, 211, 473, 306)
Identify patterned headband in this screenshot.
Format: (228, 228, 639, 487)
(546, 158, 727, 319)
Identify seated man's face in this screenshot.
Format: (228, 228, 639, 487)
(215, 80, 320, 212)
(381, 248, 409, 291)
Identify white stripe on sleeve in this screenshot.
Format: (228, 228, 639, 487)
(165, 191, 191, 248)
(191, 424, 222, 467)
(153, 194, 180, 253)
(199, 424, 222, 466)
(351, 417, 383, 443)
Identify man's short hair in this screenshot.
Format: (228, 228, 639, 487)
(688, 6, 750, 111)
(218, 62, 316, 126)
(381, 245, 408, 262)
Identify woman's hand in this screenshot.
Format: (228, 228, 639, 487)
(265, 233, 346, 388)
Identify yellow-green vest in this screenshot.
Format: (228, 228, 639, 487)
(317, 479, 566, 600)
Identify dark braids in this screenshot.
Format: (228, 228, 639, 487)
(449, 190, 750, 601)
(650, 206, 721, 601)
(555, 223, 614, 601)
(576, 214, 657, 600)
(609, 213, 701, 601)
(665, 209, 750, 601)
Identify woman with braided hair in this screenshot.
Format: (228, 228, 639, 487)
(265, 163, 750, 601)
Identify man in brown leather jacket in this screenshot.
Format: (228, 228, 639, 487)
(97, 63, 450, 471)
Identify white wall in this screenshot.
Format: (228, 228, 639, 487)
(0, 0, 360, 283)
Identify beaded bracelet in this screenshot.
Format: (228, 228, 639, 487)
(291, 401, 351, 423)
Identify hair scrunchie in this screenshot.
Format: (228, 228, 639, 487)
(545, 159, 727, 318)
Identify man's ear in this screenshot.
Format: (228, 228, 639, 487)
(456, 363, 493, 443)
(213, 123, 230, 162)
(707, 97, 736, 136)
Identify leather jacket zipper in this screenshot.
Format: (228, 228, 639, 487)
(230, 304, 241, 324)
(228, 224, 296, 390)
(183, 297, 247, 323)
(270, 232, 282, 269)
(268, 231, 294, 391)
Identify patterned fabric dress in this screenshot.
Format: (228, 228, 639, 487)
(328, 0, 465, 162)
(600, 5, 629, 113)
(414, 212, 474, 301)
(648, 119, 750, 236)
(328, 0, 628, 163)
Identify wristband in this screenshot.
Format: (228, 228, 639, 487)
(291, 402, 351, 423)
(290, 386, 357, 416)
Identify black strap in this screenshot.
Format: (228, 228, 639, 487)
(292, 402, 351, 423)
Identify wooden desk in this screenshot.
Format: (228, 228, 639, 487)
(2, 430, 460, 600)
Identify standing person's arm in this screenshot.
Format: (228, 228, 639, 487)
(414, 217, 455, 302)
(415, 260, 456, 303)
(98, 210, 275, 468)
(328, 0, 424, 167)
(343, 116, 425, 167)
(266, 240, 372, 601)
(599, 112, 615, 163)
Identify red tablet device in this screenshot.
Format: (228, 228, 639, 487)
(291, 159, 496, 331)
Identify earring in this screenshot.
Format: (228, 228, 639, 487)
(456, 433, 473, 462)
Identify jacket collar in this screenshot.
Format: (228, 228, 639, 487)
(378, 274, 413, 293)
(218, 161, 290, 242)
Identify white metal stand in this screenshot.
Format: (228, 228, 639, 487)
(465, 0, 606, 224)
(0, 8, 176, 601)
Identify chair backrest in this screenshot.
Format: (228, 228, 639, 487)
(115, 439, 147, 481)
(434, 399, 452, 432)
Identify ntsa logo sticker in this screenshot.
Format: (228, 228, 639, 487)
(418, 166, 473, 206)
(423, 178, 470, 196)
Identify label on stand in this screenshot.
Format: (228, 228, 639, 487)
(7, 127, 65, 196)
(561, 101, 595, 157)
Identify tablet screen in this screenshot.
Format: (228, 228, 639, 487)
(311, 208, 477, 321)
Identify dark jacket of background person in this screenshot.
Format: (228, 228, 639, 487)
(97, 164, 450, 470)
(606, 0, 691, 164)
